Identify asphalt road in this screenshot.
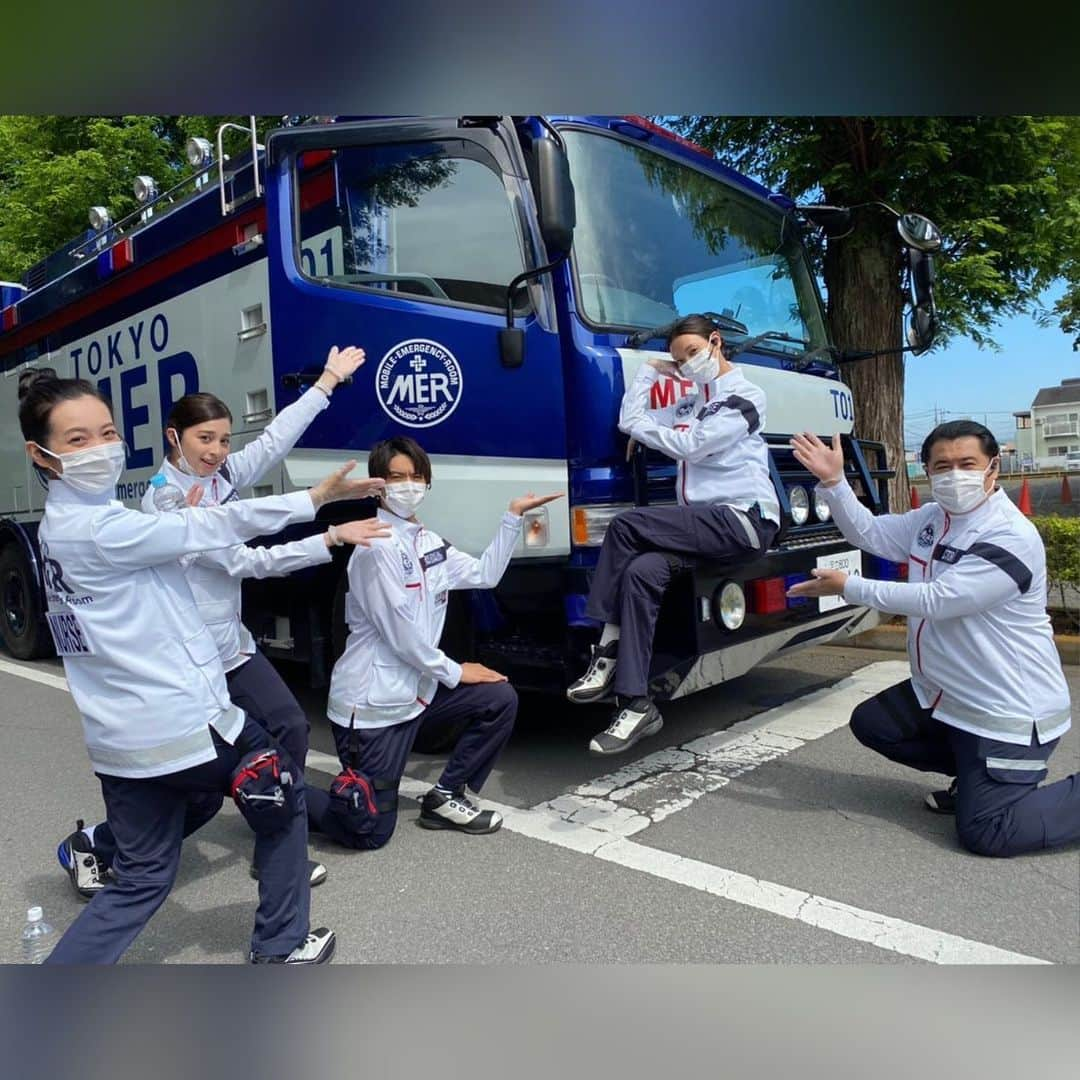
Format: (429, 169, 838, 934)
(1, 646, 1076, 964)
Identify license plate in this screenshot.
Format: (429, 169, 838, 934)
(815, 549, 862, 612)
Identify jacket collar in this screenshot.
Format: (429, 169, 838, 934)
(376, 506, 424, 535)
(937, 486, 1007, 540)
(44, 477, 117, 508)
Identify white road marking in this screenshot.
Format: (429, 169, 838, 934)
(0, 656, 69, 692)
(6, 657, 1054, 963)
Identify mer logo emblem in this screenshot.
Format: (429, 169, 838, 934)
(376, 339, 463, 429)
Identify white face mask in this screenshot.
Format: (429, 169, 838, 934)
(930, 460, 997, 514)
(38, 440, 126, 496)
(679, 340, 720, 384)
(383, 481, 427, 518)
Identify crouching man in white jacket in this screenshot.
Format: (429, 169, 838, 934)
(307, 436, 562, 847)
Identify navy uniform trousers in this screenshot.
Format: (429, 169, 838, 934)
(46, 717, 310, 963)
(90, 650, 311, 866)
(306, 681, 518, 850)
(585, 503, 778, 698)
(851, 680, 1080, 857)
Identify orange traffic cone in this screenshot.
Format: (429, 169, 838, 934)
(1018, 477, 1033, 517)
(910, 485, 921, 509)
(1063, 474, 1073, 505)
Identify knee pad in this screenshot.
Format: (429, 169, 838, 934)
(229, 748, 299, 837)
(327, 768, 398, 848)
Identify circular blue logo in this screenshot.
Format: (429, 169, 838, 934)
(375, 339, 463, 429)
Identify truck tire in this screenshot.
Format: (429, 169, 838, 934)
(0, 544, 54, 660)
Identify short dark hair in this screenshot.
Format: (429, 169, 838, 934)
(165, 392, 232, 435)
(666, 314, 719, 347)
(368, 436, 432, 484)
(17, 367, 112, 447)
(920, 420, 1000, 465)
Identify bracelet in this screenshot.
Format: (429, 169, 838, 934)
(314, 377, 335, 397)
(327, 524, 344, 547)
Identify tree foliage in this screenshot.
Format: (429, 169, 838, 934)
(0, 115, 279, 281)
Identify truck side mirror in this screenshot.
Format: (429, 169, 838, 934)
(534, 137, 576, 258)
(897, 213, 942, 252)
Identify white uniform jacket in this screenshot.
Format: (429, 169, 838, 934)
(618, 363, 780, 524)
(141, 387, 332, 671)
(38, 481, 318, 778)
(328, 507, 524, 729)
(820, 480, 1071, 745)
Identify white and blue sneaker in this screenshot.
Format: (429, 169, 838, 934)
(56, 819, 108, 901)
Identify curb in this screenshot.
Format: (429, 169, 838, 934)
(830, 622, 1080, 666)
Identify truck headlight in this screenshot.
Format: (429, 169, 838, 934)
(788, 484, 810, 525)
(716, 580, 746, 631)
(571, 503, 635, 547)
(813, 489, 832, 522)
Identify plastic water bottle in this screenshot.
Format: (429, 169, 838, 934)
(21, 906, 55, 964)
(149, 472, 186, 512)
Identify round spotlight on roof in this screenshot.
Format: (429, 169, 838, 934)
(186, 137, 213, 168)
(133, 175, 158, 204)
(88, 206, 112, 232)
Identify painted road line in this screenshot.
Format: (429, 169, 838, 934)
(0, 656, 69, 692)
(305, 748, 1048, 963)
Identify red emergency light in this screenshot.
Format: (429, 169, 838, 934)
(111, 238, 134, 272)
(1, 305, 18, 332)
(620, 116, 713, 159)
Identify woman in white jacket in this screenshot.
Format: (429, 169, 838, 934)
(58, 346, 387, 896)
(19, 368, 377, 963)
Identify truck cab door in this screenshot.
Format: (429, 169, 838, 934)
(263, 119, 569, 557)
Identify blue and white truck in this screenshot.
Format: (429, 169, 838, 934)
(0, 115, 939, 699)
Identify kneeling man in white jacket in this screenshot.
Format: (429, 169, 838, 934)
(308, 436, 561, 847)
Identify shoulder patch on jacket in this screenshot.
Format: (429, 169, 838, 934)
(696, 394, 760, 434)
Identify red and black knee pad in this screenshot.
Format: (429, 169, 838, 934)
(229, 748, 298, 836)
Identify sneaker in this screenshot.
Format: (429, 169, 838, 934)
(925, 779, 958, 814)
(250, 926, 335, 965)
(250, 859, 327, 888)
(588, 697, 663, 756)
(566, 640, 619, 704)
(56, 819, 108, 901)
(418, 787, 503, 834)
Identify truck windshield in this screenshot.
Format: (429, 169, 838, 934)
(562, 129, 829, 358)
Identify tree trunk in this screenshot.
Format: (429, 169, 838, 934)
(824, 215, 909, 512)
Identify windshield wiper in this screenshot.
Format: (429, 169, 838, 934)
(725, 331, 808, 360)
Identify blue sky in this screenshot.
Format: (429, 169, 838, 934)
(902, 282, 1079, 451)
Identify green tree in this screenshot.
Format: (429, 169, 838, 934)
(672, 117, 1080, 510)
(0, 115, 278, 282)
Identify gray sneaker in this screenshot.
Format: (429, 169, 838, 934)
(588, 697, 663, 756)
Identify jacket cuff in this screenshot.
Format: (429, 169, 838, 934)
(442, 659, 463, 689)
